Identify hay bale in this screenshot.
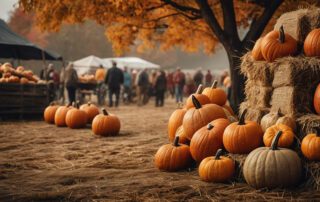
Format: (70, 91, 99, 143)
(244, 81, 273, 107)
(239, 101, 270, 123)
(303, 161, 320, 190)
(272, 56, 320, 88)
(241, 53, 273, 85)
(297, 114, 320, 138)
(274, 8, 320, 48)
(226, 153, 247, 182)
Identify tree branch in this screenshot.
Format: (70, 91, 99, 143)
(146, 3, 168, 12)
(161, 0, 200, 15)
(220, 0, 240, 45)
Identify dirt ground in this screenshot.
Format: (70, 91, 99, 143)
(1, 98, 320, 201)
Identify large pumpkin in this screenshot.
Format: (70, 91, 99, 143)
(314, 83, 320, 115)
(44, 102, 59, 124)
(260, 110, 282, 132)
(223, 109, 263, 154)
(168, 104, 187, 142)
(154, 136, 193, 172)
(185, 84, 210, 109)
(55, 103, 73, 127)
(190, 119, 230, 162)
(199, 149, 235, 183)
(80, 102, 100, 123)
(261, 26, 297, 62)
(263, 124, 294, 148)
(183, 96, 227, 140)
(65, 102, 88, 129)
(92, 109, 121, 136)
(243, 131, 302, 189)
(202, 80, 227, 106)
(251, 37, 264, 61)
(304, 28, 320, 57)
(301, 130, 320, 161)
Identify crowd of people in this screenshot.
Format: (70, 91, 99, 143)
(40, 62, 231, 107)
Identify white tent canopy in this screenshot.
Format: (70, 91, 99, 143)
(103, 57, 160, 70)
(73, 55, 111, 75)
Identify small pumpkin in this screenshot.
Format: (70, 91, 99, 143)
(202, 80, 227, 106)
(251, 37, 264, 61)
(175, 125, 190, 145)
(16, 66, 25, 72)
(55, 103, 73, 127)
(190, 119, 230, 162)
(185, 84, 210, 109)
(304, 28, 320, 57)
(44, 102, 59, 124)
(168, 103, 187, 142)
(260, 109, 282, 132)
(276, 115, 296, 132)
(199, 149, 235, 182)
(20, 77, 29, 84)
(301, 129, 320, 161)
(80, 102, 100, 123)
(223, 109, 263, 154)
(263, 124, 294, 148)
(92, 108, 121, 136)
(65, 102, 88, 129)
(8, 76, 19, 83)
(243, 131, 302, 189)
(314, 83, 320, 115)
(183, 96, 227, 140)
(261, 25, 297, 62)
(154, 136, 193, 172)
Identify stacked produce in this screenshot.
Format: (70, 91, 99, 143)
(79, 74, 96, 84)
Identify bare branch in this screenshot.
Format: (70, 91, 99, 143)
(219, 0, 240, 44)
(161, 0, 200, 14)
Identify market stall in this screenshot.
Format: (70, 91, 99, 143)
(103, 57, 160, 70)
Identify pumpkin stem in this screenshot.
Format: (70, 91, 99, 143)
(271, 131, 283, 150)
(207, 123, 214, 130)
(192, 95, 202, 109)
(279, 25, 285, 43)
(102, 108, 109, 116)
(215, 149, 223, 160)
(49, 101, 55, 106)
(238, 109, 247, 125)
(195, 84, 203, 94)
(75, 101, 80, 109)
(277, 108, 282, 117)
(211, 80, 218, 89)
(88, 101, 91, 106)
(173, 136, 180, 147)
(67, 103, 72, 107)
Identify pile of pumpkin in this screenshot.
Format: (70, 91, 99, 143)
(0, 63, 44, 84)
(43, 101, 120, 136)
(252, 26, 320, 62)
(154, 81, 320, 189)
(79, 74, 97, 84)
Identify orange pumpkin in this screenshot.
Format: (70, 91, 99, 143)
(55, 103, 73, 127)
(314, 83, 320, 115)
(168, 103, 187, 142)
(16, 66, 25, 72)
(263, 124, 294, 148)
(190, 119, 230, 162)
(65, 102, 88, 129)
(261, 26, 297, 62)
(80, 102, 100, 123)
(154, 136, 193, 171)
(223, 109, 263, 154)
(92, 108, 121, 136)
(44, 102, 59, 124)
(304, 28, 320, 57)
(174, 125, 190, 145)
(20, 77, 29, 84)
(202, 80, 227, 106)
(301, 130, 320, 160)
(251, 37, 264, 61)
(8, 76, 20, 83)
(185, 84, 210, 109)
(183, 96, 227, 140)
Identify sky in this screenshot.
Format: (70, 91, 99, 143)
(0, 0, 18, 21)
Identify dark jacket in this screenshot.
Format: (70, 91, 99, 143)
(155, 74, 167, 91)
(138, 71, 149, 87)
(105, 67, 124, 89)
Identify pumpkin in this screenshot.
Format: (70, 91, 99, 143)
(251, 37, 264, 61)
(79, 102, 100, 123)
(3, 72, 11, 78)
(168, 103, 187, 142)
(65, 102, 88, 129)
(16, 66, 25, 72)
(223, 109, 263, 154)
(23, 70, 34, 78)
(223, 104, 235, 115)
(199, 149, 235, 182)
(92, 108, 121, 136)
(243, 131, 302, 189)
(263, 124, 294, 148)
(260, 109, 282, 132)
(314, 83, 320, 115)
(261, 25, 297, 62)
(276, 115, 296, 132)
(175, 125, 190, 145)
(202, 80, 227, 106)
(301, 129, 320, 161)
(8, 76, 19, 83)
(304, 28, 320, 57)
(55, 103, 73, 127)
(190, 119, 230, 162)
(44, 102, 59, 124)
(1, 63, 13, 73)
(154, 136, 193, 171)
(185, 84, 210, 109)
(20, 77, 29, 84)
(183, 96, 227, 140)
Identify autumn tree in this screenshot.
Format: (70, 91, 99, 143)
(19, 0, 320, 111)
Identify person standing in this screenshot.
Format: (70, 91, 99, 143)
(123, 66, 132, 104)
(154, 70, 167, 107)
(173, 67, 185, 103)
(137, 69, 149, 106)
(166, 71, 174, 98)
(185, 72, 194, 96)
(64, 63, 78, 104)
(205, 70, 213, 87)
(193, 68, 204, 87)
(95, 65, 107, 105)
(105, 61, 124, 107)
